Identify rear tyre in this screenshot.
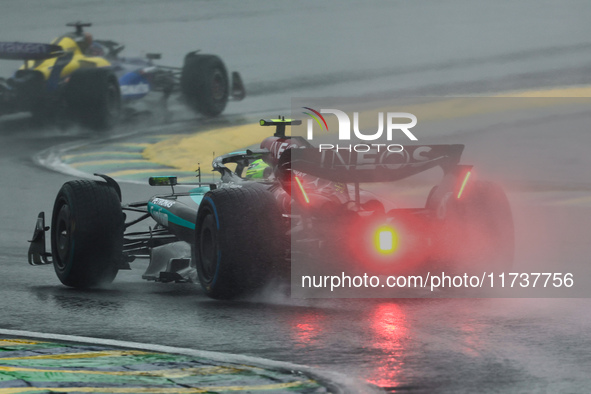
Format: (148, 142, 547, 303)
(180, 53, 229, 117)
(439, 180, 514, 273)
(51, 180, 124, 288)
(194, 184, 286, 299)
(65, 68, 121, 130)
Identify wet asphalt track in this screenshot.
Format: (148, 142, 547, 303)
(2, 1, 591, 392)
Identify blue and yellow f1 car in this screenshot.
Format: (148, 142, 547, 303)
(0, 22, 245, 129)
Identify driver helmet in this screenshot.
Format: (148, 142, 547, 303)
(245, 159, 272, 179)
(84, 32, 93, 47)
(82, 32, 104, 56)
(76, 32, 93, 52)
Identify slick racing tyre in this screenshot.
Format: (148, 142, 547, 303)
(65, 68, 121, 130)
(181, 53, 229, 117)
(439, 180, 514, 273)
(194, 183, 286, 299)
(51, 180, 124, 288)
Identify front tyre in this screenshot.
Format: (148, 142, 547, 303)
(194, 184, 286, 299)
(51, 180, 124, 288)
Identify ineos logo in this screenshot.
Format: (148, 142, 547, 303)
(321, 146, 433, 170)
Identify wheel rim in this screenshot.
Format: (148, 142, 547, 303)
(199, 213, 218, 283)
(55, 202, 71, 270)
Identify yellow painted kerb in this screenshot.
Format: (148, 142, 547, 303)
(0, 365, 240, 378)
(0, 380, 316, 393)
(0, 350, 150, 361)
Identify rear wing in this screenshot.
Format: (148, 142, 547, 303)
(260, 117, 301, 137)
(281, 144, 465, 183)
(0, 42, 64, 61)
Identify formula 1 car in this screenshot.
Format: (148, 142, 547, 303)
(28, 118, 514, 299)
(0, 22, 245, 130)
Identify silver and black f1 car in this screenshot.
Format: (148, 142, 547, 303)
(28, 119, 513, 299)
(0, 22, 245, 130)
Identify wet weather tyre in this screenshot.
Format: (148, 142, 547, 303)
(181, 53, 229, 117)
(51, 180, 124, 288)
(65, 68, 121, 130)
(442, 181, 514, 273)
(194, 184, 286, 299)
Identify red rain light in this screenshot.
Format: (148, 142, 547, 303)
(374, 225, 399, 254)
